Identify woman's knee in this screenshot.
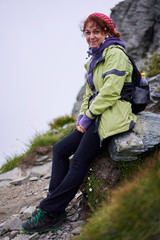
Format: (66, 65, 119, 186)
(53, 141, 63, 155)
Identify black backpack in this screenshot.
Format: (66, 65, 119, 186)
(120, 51, 150, 114)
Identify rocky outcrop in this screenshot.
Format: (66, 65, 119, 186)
(110, 0, 160, 61)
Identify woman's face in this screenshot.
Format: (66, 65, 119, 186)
(84, 21, 108, 48)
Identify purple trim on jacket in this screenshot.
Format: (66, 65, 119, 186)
(76, 115, 83, 126)
(79, 113, 93, 129)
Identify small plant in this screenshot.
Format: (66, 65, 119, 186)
(48, 115, 76, 130)
(84, 170, 108, 211)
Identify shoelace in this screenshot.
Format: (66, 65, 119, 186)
(28, 208, 45, 225)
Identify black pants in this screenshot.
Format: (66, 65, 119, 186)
(39, 121, 101, 215)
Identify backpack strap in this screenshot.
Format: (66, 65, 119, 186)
(114, 46, 141, 86)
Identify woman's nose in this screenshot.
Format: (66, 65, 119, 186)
(90, 32, 95, 39)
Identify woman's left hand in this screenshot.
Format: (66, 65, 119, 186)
(76, 124, 86, 133)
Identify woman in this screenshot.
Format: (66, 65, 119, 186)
(21, 13, 137, 234)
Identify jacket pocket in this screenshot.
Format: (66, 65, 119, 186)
(99, 100, 132, 137)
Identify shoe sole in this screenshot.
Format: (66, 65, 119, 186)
(20, 217, 66, 234)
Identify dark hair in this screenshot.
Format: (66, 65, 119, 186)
(81, 15, 121, 39)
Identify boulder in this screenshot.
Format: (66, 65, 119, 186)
(110, 0, 160, 60)
(108, 112, 160, 161)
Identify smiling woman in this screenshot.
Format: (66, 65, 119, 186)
(84, 22, 108, 48)
(0, 0, 122, 170)
(20, 12, 137, 234)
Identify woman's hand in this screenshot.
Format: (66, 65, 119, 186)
(76, 124, 86, 133)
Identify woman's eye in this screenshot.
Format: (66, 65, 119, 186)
(85, 31, 90, 35)
(93, 30, 100, 34)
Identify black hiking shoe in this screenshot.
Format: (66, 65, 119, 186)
(21, 208, 66, 234)
(31, 208, 39, 217)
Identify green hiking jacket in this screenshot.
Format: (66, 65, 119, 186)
(78, 45, 137, 141)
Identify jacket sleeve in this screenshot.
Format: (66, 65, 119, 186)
(85, 48, 130, 119)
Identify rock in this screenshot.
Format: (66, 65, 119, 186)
(30, 162, 52, 178)
(0, 168, 29, 187)
(23, 206, 36, 218)
(0, 224, 8, 236)
(11, 234, 29, 240)
(10, 176, 29, 186)
(71, 226, 82, 235)
(72, 84, 86, 116)
(1, 237, 9, 240)
(19, 206, 27, 214)
(2, 215, 22, 231)
(43, 185, 49, 191)
(108, 112, 160, 161)
(36, 155, 48, 163)
(67, 213, 79, 222)
(61, 233, 72, 240)
(9, 230, 19, 239)
(29, 177, 39, 181)
(28, 233, 39, 240)
(75, 191, 83, 199)
(42, 173, 51, 179)
(57, 230, 63, 236)
(70, 220, 86, 227)
(110, 0, 160, 61)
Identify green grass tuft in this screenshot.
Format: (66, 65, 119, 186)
(0, 154, 25, 174)
(48, 115, 76, 130)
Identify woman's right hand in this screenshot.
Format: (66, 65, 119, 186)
(76, 124, 86, 133)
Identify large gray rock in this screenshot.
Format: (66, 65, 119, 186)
(108, 111, 160, 161)
(72, 84, 86, 116)
(110, 0, 160, 60)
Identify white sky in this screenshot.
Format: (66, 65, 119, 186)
(0, 0, 121, 167)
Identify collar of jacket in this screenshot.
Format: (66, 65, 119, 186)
(84, 45, 126, 71)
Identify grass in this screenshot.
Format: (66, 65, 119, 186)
(0, 116, 76, 174)
(117, 156, 146, 182)
(74, 149, 160, 240)
(48, 115, 76, 130)
(0, 154, 26, 174)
